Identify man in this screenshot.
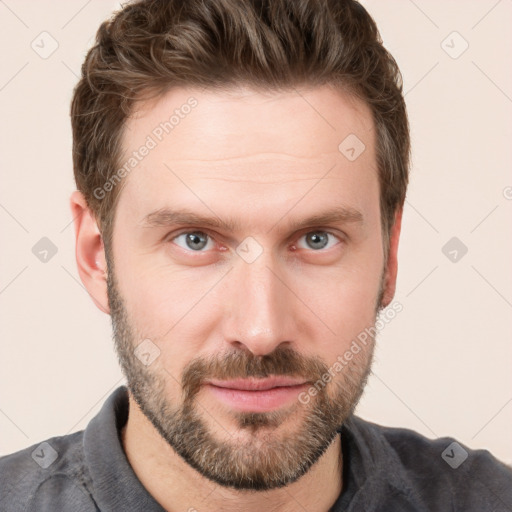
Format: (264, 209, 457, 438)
(1, 0, 511, 510)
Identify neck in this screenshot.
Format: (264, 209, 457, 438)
(121, 393, 344, 512)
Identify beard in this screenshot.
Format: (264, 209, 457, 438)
(106, 257, 383, 491)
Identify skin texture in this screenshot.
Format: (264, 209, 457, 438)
(71, 84, 402, 512)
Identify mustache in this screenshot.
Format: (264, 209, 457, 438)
(181, 345, 329, 404)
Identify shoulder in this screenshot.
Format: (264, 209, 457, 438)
(0, 431, 98, 511)
(348, 416, 512, 510)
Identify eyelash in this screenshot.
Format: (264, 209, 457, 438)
(168, 229, 343, 254)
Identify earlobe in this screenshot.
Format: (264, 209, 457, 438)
(70, 190, 110, 314)
(380, 208, 403, 309)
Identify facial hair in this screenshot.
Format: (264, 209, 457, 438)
(106, 256, 382, 491)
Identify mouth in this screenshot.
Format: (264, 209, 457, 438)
(203, 377, 310, 412)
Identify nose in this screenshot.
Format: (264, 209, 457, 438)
(222, 248, 298, 357)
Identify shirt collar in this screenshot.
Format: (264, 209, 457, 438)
(83, 385, 166, 511)
(335, 415, 430, 511)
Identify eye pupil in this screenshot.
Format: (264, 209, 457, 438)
(306, 232, 329, 250)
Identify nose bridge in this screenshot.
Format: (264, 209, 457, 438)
(225, 245, 292, 355)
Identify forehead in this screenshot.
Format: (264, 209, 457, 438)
(115, 84, 378, 229)
(123, 84, 374, 163)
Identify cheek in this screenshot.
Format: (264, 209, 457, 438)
(113, 253, 223, 370)
(297, 249, 382, 363)
(310, 284, 378, 391)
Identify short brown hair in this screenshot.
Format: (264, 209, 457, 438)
(71, 0, 410, 258)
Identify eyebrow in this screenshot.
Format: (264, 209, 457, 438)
(141, 205, 364, 233)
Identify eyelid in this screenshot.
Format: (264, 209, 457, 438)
(294, 227, 345, 240)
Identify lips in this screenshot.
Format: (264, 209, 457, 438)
(205, 376, 308, 391)
(204, 377, 310, 412)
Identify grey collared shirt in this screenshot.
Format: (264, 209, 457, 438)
(1, 386, 511, 511)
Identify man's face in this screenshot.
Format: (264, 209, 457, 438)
(106, 85, 387, 490)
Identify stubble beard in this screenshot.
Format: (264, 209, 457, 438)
(107, 258, 382, 491)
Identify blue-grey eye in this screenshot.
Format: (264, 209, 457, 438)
(173, 231, 213, 251)
(297, 231, 339, 251)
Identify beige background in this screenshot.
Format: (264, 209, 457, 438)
(0, 0, 511, 465)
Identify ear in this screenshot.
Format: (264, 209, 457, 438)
(380, 208, 403, 308)
(70, 190, 110, 314)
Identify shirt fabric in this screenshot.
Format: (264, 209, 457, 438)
(1, 385, 511, 511)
